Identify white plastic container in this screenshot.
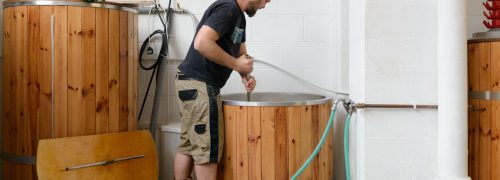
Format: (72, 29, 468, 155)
(160, 123, 181, 180)
(160, 123, 197, 180)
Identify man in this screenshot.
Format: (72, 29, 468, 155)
(174, 0, 271, 179)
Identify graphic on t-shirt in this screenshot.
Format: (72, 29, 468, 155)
(231, 26, 244, 44)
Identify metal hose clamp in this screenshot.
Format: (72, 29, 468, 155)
(333, 98, 346, 111)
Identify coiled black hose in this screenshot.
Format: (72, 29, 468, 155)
(138, 4, 172, 121)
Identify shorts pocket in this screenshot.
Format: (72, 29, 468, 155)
(178, 89, 198, 101)
(194, 124, 206, 134)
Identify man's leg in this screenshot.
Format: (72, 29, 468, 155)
(174, 152, 194, 180)
(194, 163, 218, 180)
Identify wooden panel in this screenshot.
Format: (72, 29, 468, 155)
(15, 10, 29, 178)
(287, 106, 301, 179)
(15, 6, 34, 179)
(491, 42, 500, 180)
(479, 100, 492, 180)
(317, 104, 333, 179)
(26, 6, 39, 180)
(133, 14, 138, 130)
(492, 100, 500, 180)
(491, 42, 500, 91)
(468, 43, 480, 92)
(9, 8, 18, 177)
(38, 6, 53, 140)
(222, 106, 237, 180)
(311, 105, 319, 180)
(27, 5, 40, 159)
(67, 6, 83, 137)
(119, 11, 129, 132)
(469, 99, 480, 180)
(261, 107, 275, 180)
(275, 107, 288, 180)
(96, 8, 110, 134)
(300, 106, 313, 180)
(36, 131, 158, 180)
(468, 43, 480, 180)
(2, 7, 14, 180)
(478, 42, 492, 180)
(236, 106, 248, 180)
(81, 7, 96, 135)
(325, 104, 333, 179)
(15, 6, 29, 160)
(479, 42, 491, 92)
(248, 107, 261, 180)
(53, 6, 68, 138)
(108, 9, 120, 133)
(128, 12, 135, 130)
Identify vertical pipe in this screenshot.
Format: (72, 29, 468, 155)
(437, 0, 470, 179)
(149, 60, 165, 140)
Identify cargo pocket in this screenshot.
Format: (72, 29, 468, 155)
(178, 89, 198, 101)
(194, 124, 206, 134)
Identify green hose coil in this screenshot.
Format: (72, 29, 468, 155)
(291, 100, 353, 180)
(291, 109, 337, 180)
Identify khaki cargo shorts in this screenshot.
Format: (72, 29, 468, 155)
(175, 72, 224, 165)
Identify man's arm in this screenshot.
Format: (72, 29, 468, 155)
(238, 43, 248, 78)
(194, 25, 253, 74)
(239, 43, 247, 57)
(237, 43, 256, 92)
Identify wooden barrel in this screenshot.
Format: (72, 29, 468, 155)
(220, 92, 333, 180)
(2, 2, 138, 179)
(467, 38, 500, 180)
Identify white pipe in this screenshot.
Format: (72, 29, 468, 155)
(437, 0, 470, 179)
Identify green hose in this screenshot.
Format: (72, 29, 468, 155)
(291, 109, 337, 180)
(344, 114, 352, 180)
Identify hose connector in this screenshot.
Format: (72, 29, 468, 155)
(343, 99, 357, 115)
(333, 98, 346, 111)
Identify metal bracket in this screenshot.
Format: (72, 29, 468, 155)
(1, 152, 36, 165)
(65, 155, 145, 171)
(468, 104, 487, 112)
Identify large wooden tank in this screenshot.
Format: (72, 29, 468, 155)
(2, 1, 138, 179)
(467, 31, 500, 180)
(220, 92, 333, 180)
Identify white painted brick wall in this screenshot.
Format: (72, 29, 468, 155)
(467, 0, 487, 38)
(352, 0, 439, 179)
(251, 15, 304, 42)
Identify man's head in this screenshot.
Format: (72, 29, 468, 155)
(245, 0, 271, 17)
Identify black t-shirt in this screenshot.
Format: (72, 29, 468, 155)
(178, 0, 246, 88)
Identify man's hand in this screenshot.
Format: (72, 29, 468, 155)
(234, 55, 254, 74)
(242, 76, 256, 92)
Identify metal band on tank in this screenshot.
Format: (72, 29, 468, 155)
(468, 91, 500, 100)
(1, 152, 36, 165)
(3, 1, 138, 13)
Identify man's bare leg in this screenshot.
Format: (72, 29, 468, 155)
(174, 152, 194, 180)
(194, 163, 218, 180)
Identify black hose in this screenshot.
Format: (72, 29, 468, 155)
(138, 29, 167, 70)
(138, 4, 172, 122)
(138, 66, 156, 120)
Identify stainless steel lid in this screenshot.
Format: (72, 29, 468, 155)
(470, 29, 500, 42)
(222, 92, 333, 107)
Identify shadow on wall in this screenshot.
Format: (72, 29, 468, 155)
(333, 106, 347, 180)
